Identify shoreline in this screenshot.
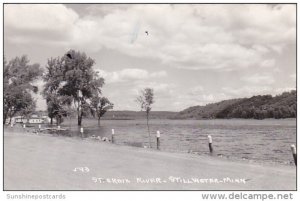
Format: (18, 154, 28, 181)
(4, 129, 296, 190)
(4, 125, 296, 167)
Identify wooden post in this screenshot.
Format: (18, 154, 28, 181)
(80, 127, 84, 138)
(57, 125, 61, 135)
(208, 135, 213, 153)
(291, 144, 297, 166)
(111, 129, 115, 143)
(78, 90, 83, 126)
(156, 131, 160, 150)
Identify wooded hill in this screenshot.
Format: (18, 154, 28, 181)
(173, 90, 296, 120)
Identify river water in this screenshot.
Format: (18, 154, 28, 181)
(60, 118, 296, 165)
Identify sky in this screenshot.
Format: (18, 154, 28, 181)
(4, 4, 296, 111)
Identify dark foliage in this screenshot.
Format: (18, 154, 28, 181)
(175, 90, 296, 120)
(4, 55, 43, 124)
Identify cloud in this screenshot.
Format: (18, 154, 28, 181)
(149, 71, 167, 78)
(222, 86, 272, 97)
(133, 81, 174, 95)
(241, 74, 275, 85)
(4, 4, 78, 44)
(4, 4, 296, 111)
(188, 86, 204, 96)
(97, 68, 167, 83)
(261, 59, 276, 68)
(273, 87, 296, 94)
(171, 91, 231, 110)
(5, 4, 296, 71)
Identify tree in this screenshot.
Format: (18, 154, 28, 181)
(43, 58, 72, 125)
(241, 111, 247, 118)
(43, 50, 105, 126)
(58, 50, 105, 126)
(44, 93, 70, 125)
(136, 88, 154, 148)
(4, 55, 43, 124)
(20, 101, 36, 122)
(90, 96, 114, 126)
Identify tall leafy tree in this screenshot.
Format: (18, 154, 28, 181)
(43, 58, 72, 125)
(4, 55, 43, 124)
(44, 50, 105, 126)
(90, 96, 114, 126)
(136, 88, 154, 148)
(61, 50, 105, 126)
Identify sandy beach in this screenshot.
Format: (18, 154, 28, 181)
(4, 130, 296, 190)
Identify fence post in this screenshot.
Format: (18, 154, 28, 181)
(80, 127, 84, 138)
(156, 131, 160, 150)
(57, 125, 61, 135)
(291, 144, 297, 166)
(208, 135, 213, 153)
(111, 129, 115, 143)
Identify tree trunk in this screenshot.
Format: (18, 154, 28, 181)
(78, 113, 82, 126)
(3, 115, 7, 124)
(50, 117, 53, 125)
(98, 117, 101, 127)
(146, 112, 151, 148)
(9, 110, 17, 125)
(7, 109, 14, 125)
(77, 101, 82, 126)
(3, 108, 9, 124)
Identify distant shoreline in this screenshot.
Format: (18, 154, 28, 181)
(7, 117, 295, 124)
(100, 116, 297, 121)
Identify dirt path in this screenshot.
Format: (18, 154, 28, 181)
(4, 132, 296, 190)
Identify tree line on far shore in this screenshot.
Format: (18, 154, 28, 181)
(174, 90, 296, 120)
